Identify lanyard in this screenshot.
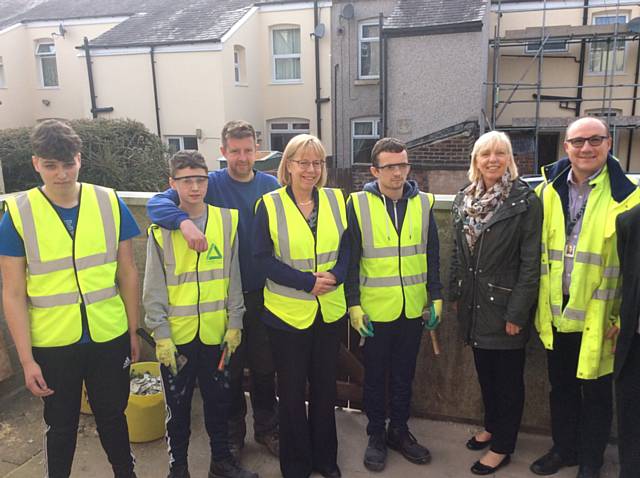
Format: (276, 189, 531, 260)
(566, 200, 587, 238)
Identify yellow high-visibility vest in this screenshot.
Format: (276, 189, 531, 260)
(151, 205, 238, 345)
(261, 187, 347, 329)
(5, 184, 127, 347)
(535, 164, 640, 379)
(351, 190, 434, 322)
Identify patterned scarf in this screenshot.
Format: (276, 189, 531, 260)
(462, 170, 513, 252)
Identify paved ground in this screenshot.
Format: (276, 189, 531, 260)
(0, 389, 619, 478)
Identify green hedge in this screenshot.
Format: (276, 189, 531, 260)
(0, 119, 169, 193)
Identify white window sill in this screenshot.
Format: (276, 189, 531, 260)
(354, 79, 379, 86)
(271, 80, 303, 85)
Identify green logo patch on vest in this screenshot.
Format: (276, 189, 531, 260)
(206, 243, 222, 261)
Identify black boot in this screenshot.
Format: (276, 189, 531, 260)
(363, 432, 387, 472)
(209, 457, 259, 478)
(387, 428, 431, 465)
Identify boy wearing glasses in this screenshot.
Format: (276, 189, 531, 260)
(531, 117, 640, 478)
(345, 138, 443, 472)
(143, 151, 257, 478)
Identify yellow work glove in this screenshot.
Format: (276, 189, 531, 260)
(424, 299, 443, 330)
(156, 337, 178, 376)
(349, 306, 374, 337)
(223, 329, 242, 356)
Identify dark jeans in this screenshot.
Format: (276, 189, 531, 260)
(616, 334, 640, 478)
(228, 290, 278, 443)
(267, 315, 341, 478)
(473, 347, 526, 454)
(32, 333, 133, 478)
(547, 328, 613, 469)
(161, 337, 232, 467)
(363, 315, 423, 436)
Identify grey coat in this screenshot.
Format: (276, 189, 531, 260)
(449, 178, 542, 350)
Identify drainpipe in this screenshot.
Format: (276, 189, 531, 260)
(150, 46, 161, 137)
(333, 63, 339, 162)
(83, 37, 98, 119)
(314, 0, 322, 140)
(380, 13, 387, 137)
(575, 0, 589, 116)
(625, 36, 640, 171)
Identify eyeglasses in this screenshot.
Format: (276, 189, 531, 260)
(291, 160, 325, 169)
(172, 176, 209, 186)
(375, 163, 411, 172)
(565, 135, 609, 148)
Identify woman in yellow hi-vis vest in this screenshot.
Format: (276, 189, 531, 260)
(0, 120, 140, 478)
(253, 134, 349, 478)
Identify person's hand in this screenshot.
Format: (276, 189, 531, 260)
(156, 337, 178, 375)
(180, 219, 208, 252)
(505, 321, 522, 336)
(130, 333, 140, 363)
(605, 324, 620, 352)
(424, 299, 443, 330)
(349, 306, 374, 337)
(223, 329, 242, 356)
(23, 360, 54, 397)
(310, 275, 336, 296)
(314, 271, 337, 283)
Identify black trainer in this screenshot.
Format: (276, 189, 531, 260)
(209, 457, 259, 478)
(364, 433, 387, 472)
(255, 430, 279, 457)
(167, 464, 191, 478)
(387, 428, 431, 465)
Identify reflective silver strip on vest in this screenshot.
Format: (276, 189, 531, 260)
(84, 286, 118, 305)
(360, 272, 427, 288)
(564, 307, 586, 321)
(603, 266, 620, 278)
(220, 208, 233, 275)
(551, 304, 562, 316)
(541, 263, 549, 275)
(324, 188, 345, 236)
(575, 251, 602, 266)
(266, 278, 316, 301)
(169, 299, 226, 317)
(317, 251, 338, 266)
(419, 192, 430, 245)
(548, 249, 563, 261)
(356, 193, 374, 250)
(541, 243, 546, 254)
(17, 187, 117, 276)
(165, 269, 226, 287)
(362, 244, 424, 259)
(592, 288, 618, 301)
(29, 291, 79, 308)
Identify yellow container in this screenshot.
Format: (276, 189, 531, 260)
(125, 361, 166, 443)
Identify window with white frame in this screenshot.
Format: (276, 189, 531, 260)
(589, 14, 627, 73)
(272, 27, 301, 82)
(359, 22, 380, 79)
(35, 41, 58, 87)
(233, 45, 246, 85)
(352, 118, 380, 163)
(167, 136, 199, 154)
(525, 38, 568, 54)
(0, 56, 5, 88)
(269, 119, 309, 151)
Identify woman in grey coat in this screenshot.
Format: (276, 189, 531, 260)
(450, 131, 542, 475)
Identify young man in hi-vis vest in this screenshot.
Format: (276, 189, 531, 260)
(345, 138, 443, 472)
(0, 120, 140, 478)
(143, 151, 257, 478)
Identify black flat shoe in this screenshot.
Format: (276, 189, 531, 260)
(471, 455, 511, 475)
(466, 436, 491, 451)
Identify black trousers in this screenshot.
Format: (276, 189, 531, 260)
(161, 337, 232, 467)
(363, 315, 423, 436)
(547, 328, 613, 469)
(472, 347, 526, 454)
(228, 290, 278, 442)
(267, 315, 341, 478)
(32, 333, 133, 478)
(616, 334, 640, 478)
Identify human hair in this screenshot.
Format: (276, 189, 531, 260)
(370, 137, 407, 167)
(277, 134, 327, 187)
(468, 130, 519, 183)
(566, 116, 610, 138)
(221, 120, 256, 148)
(169, 150, 207, 177)
(31, 119, 82, 163)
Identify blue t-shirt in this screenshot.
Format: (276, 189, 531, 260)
(0, 192, 141, 343)
(147, 169, 280, 292)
